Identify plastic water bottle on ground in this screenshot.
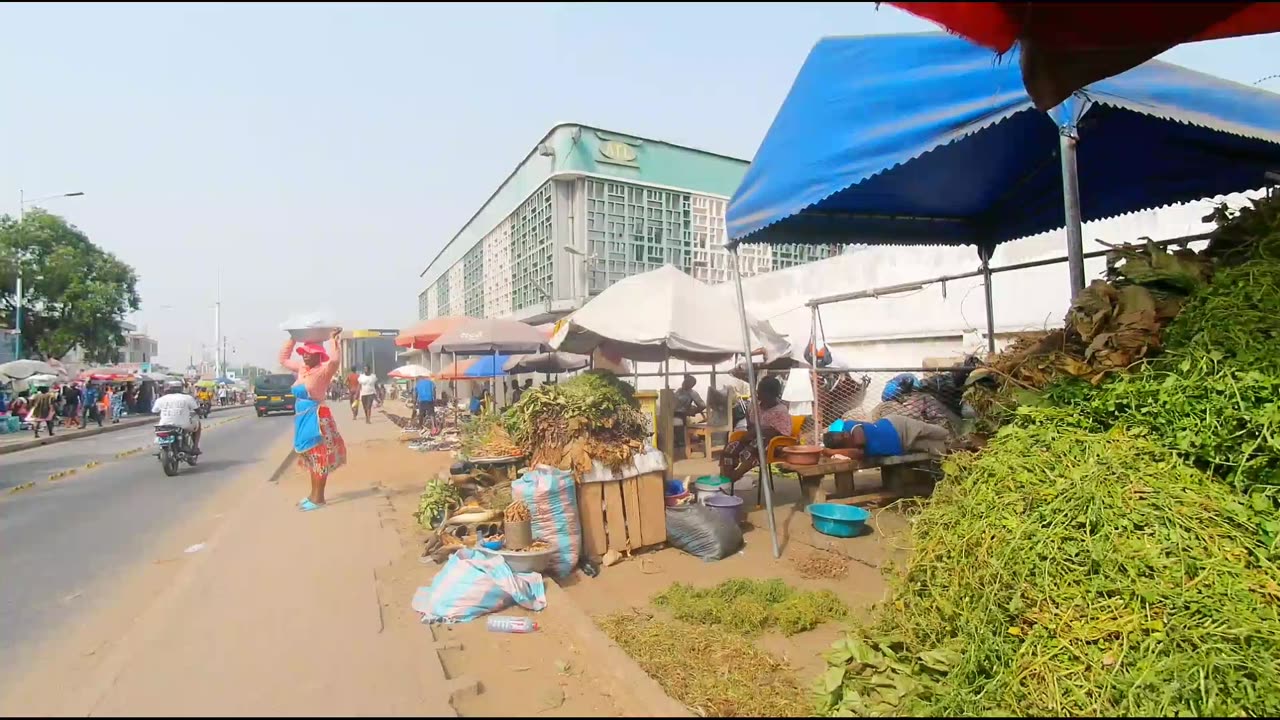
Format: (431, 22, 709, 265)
(486, 616, 539, 633)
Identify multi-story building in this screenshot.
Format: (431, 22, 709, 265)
(339, 329, 400, 380)
(417, 123, 834, 324)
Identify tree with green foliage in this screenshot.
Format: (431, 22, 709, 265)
(0, 209, 141, 362)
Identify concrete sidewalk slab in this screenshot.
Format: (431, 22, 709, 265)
(27, 407, 455, 716)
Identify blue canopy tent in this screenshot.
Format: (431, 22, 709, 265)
(719, 33, 1280, 558)
(727, 33, 1280, 292)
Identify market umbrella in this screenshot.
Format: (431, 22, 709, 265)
(388, 363, 433, 379)
(550, 265, 791, 364)
(886, 2, 1280, 111)
(437, 354, 510, 380)
(78, 366, 137, 382)
(395, 316, 473, 350)
(0, 359, 62, 380)
(503, 352, 590, 375)
(427, 317, 549, 355)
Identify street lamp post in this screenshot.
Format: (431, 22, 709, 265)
(13, 190, 85, 358)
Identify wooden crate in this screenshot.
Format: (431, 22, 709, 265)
(578, 471, 667, 559)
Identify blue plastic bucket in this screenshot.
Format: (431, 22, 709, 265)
(808, 503, 871, 538)
(702, 493, 745, 525)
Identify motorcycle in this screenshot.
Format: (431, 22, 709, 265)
(197, 399, 212, 419)
(155, 425, 198, 476)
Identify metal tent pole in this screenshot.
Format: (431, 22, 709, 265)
(729, 248, 780, 559)
(809, 304, 822, 445)
(979, 246, 997, 354)
(1060, 129, 1086, 298)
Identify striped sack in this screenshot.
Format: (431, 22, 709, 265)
(513, 465, 581, 578)
(411, 547, 546, 624)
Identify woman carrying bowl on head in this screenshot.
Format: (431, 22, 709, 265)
(279, 329, 347, 511)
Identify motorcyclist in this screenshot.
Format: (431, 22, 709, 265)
(153, 380, 202, 455)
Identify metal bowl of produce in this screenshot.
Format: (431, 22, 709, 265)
(493, 544, 555, 574)
(286, 326, 341, 343)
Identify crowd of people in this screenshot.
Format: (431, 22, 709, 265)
(0, 377, 249, 439)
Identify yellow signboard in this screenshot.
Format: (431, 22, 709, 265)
(351, 329, 381, 338)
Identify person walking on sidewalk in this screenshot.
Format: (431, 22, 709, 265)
(280, 329, 347, 511)
(28, 386, 57, 438)
(356, 366, 378, 424)
(82, 382, 104, 428)
(345, 367, 360, 420)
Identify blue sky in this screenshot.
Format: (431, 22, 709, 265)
(1, 2, 1275, 367)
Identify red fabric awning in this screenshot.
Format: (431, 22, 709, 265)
(887, 2, 1280, 109)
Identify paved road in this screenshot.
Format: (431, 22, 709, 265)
(0, 406, 290, 670)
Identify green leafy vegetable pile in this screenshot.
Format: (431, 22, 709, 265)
(818, 196, 1280, 717)
(817, 424, 1280, 717)
(503, 370, 649, 474)
(654, 578, 848, 636)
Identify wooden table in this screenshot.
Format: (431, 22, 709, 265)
(773, 452, 936, 507)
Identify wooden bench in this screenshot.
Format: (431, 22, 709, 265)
(773, 452, 936, 507)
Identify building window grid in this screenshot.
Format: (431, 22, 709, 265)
(511, 184, 555, 312)
(585, 179, 691, 294)
(463, 243, 485, 318)
(483, 216, 513, 318)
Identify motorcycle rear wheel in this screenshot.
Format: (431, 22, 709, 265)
(161, 448, 179, 477)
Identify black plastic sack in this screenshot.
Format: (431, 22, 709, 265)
(665, 504, 744, 561)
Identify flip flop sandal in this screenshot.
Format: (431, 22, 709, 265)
(299, 499, 324, 512)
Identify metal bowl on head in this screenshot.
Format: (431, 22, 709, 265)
(286, 326, 341, 343)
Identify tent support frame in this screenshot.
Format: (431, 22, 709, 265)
(729, 248, 781, 559)
(978, 245, 997, 354)
(1060, 128, 1087, 298)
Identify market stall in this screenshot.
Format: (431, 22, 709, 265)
(721, 31, 1280, 716)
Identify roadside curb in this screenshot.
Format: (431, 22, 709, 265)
(542, 580, 693, 717)
(267, 447, 296, 483)
(0, 405, 243, 456)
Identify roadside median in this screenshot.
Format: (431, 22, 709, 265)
(0, 405, 246, 457)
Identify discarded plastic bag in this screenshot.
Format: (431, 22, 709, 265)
(512, 466, 581, 578)
(665, 503, 743, 561)
(411, 547, 546, 624)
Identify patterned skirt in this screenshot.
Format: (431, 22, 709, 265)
(297, 405, 347, 476)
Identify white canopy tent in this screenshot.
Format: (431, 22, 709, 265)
(550, 265, 791, 364)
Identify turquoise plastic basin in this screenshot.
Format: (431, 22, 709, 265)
(808, 503, 871, 538)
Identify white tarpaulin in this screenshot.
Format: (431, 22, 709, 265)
(550, 265, 791, 364)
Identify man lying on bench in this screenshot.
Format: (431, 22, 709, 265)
(822, 414, 952, 457)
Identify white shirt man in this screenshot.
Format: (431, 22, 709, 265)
(153, 390, 200, 431)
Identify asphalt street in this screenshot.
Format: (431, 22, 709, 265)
(0, 406, 291, 671)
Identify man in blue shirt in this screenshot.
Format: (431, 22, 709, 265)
(415, 376, 437, 429)
(823, 414, 952, 457)
(82, 382, 103, 428)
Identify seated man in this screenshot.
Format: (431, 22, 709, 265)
(823, 413, 952, 457)
(673, 374, 707, 447)
(153, 381, 202, 454)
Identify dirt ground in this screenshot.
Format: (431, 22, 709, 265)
(373, 406, 911, 715)
(366, 411, 627, 717)
(564, 458, 911, 690)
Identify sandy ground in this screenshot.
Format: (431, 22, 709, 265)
(0, 409, 454, 717)
(565, 458, 910, 690)
(371, 404, 627, 717)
